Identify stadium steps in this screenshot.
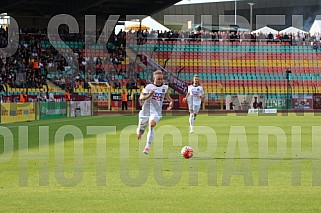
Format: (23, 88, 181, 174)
(46, 80, 65, 93)
(126, 48, 146, 70)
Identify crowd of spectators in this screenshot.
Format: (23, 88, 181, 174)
(0, 32, 48, 90)
(1, 24, 321, 94)
(125, 28, 321, 46)
(0, 26, 132, 92)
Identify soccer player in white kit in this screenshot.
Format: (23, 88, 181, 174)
(137, 70, 173, 155)
(183, 75, 204, 133)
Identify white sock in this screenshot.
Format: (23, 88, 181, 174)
(189, 113, 194, 129)
(146, 127, 155, 149)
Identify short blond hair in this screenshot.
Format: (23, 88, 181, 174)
(153, 70, 163, 78)
(193, 74, 199, 78)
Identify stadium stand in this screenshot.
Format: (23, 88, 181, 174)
(2, 23, 321, 110)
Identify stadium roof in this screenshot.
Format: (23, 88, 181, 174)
(1, 0, 180, 20)
(175, 0, 238, 5)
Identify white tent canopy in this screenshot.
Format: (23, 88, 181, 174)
(310, 20, 321, 35)
(141, 16, 169, 32)
(279, 26, 307, 34)
(115, 16, 169, 34)
(252, 26, 278, 35)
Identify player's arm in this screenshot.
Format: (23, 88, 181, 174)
(182, 87, 190, 103)
(139, 85, 154, 101)
(139, 87, 154, 101)
(199, 87, 205, 100)
(182, 93, 189, 103)
(165, 92, 174, 110)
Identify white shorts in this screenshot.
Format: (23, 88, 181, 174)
(139, 114, 162, 127)
(188, 104, 201, 114)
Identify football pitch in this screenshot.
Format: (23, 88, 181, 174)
(1, 113, 321, 212)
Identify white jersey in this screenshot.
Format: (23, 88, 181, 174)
(140, 83, 169, 116)
(187, 85, 204, 105)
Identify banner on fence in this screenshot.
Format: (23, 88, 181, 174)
(40, 102, 67, 120)
(265, 98, 287, 110)
(292, 94, 313, 110)
(70, 101, 91, 117)
(226, 95, 264, 111)
(248, 109, 277, 114)
(1, 103, 35, 123)
(313, 94, 321, 109)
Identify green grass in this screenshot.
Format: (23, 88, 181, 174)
(0, 113, 321, 212)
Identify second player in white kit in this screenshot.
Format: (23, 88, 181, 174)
(183, 75, 204, 133)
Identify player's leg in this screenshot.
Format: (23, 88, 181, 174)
(189, 108, 195, 133)
(190, 105, 201, 133)
(193, 104, 201, 121)
(137, 115, 148, 140)
(188, 101, 195, 132)
(143, 115, 161, 155)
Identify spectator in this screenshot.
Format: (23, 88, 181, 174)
(312, 39, 319, 50)
(268, 32, 274, 40)
(20, 91, 27, 103)
(65, 90, 71, 101)
(48, 89, 55, 102)
(37, 89, 47, 102)
(121, 89, 128, 111)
